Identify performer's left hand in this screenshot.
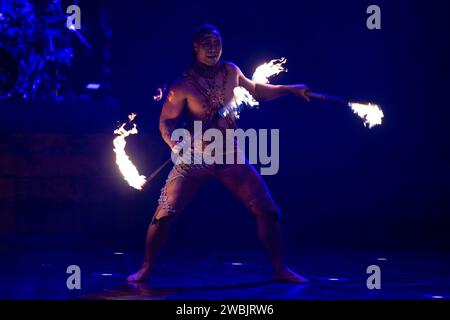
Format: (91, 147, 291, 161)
(289, 84, 311, 102)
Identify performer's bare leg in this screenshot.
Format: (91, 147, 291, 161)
(218, 162, 308, 284)
(128, 164, 210, 282)
(127, 211, 174, 282)
(255, 213, 308, 283)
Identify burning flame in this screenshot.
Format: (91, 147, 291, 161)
(233, 87, 259, 107)
(153, 86, 166, 101)
(348, 102, 384, 128)
(113, 113, 147, 190)
(225, 57, 287, 117)
(221, 87, 259, 118)
(252, 57, 287, 84)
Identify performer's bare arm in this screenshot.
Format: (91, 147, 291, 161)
(228, 62, 311, 102)
(159, 82, 186, 149)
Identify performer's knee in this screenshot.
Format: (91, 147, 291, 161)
(155, 182, 179, 223)
(248, 196, 281, 221)
(151, 205, 178, 225)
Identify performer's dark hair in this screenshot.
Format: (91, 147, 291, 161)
(193, 24, 221, 43)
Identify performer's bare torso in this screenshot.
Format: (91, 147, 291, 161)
(180, 62, 239, 131)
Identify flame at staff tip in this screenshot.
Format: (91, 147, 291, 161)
(222, 87, 259, 118)
(348, 102, 384, 129)
(252, 57, 287, 84)
(224, 58, 286, 118)
(233, 87, 259, 107)
(113, 113, 147, 190)
(153, 86, 165, 101)
(128, 112, 137, 121)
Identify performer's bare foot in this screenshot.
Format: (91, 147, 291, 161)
(127, 264, 151, 282)
(274, 267, 308, 284)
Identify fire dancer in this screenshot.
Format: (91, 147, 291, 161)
(127, 24, 311, 283)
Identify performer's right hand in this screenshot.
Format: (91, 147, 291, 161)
(171, 143, 183, 155)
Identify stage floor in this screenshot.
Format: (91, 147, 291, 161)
(0, 248, 449, 300)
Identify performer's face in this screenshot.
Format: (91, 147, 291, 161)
(194, 32, 222, 66)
